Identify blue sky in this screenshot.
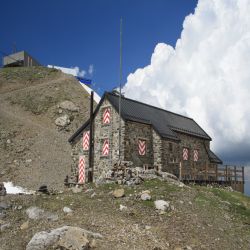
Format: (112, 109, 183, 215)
(0, 0, 197, 93)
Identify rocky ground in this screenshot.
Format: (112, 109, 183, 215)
(0, 67, 94, 190)
(1, 179, 250, 250)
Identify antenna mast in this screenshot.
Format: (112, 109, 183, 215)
(118, 17, 123, 161)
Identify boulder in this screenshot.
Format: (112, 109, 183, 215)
(141, 193, 151, 201)
(38, 185, 49, 195)
(26, 206, 58, 221)
(112, 189, 125, 198)
(71, 186, 83, 194)
(26, 226, 103, 250)
(0, 183, 6, 196)
(20, 221, 29, 230)
(119, 204, 127, 211)
(154, 200, 170, 211)
(55, 115, 70, 127)
(59, 101, 79, 112)
(63, 207, 73, 214)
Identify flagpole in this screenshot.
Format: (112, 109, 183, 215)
(119, 17, 123, 162)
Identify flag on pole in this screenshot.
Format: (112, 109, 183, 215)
(76, 77, 92, 85)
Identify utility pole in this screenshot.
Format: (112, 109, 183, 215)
(118, 17, 123, 162)
(88, 91, 94, 182)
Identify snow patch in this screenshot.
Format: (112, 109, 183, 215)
(3, 182, 33, 194)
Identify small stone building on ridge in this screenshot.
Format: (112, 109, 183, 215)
(69, 91, 222, 182)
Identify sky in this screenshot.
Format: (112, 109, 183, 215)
(1, 0, 250, 194)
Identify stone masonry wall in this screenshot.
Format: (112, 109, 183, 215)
(92, 98, 125, 181)
(124, 121, 153, 168)
(152, 129, 162, 171)
(161, 139, 180, 175)
(161, 132, 211, 178)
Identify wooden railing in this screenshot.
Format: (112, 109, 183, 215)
(177, 163, 245, 192)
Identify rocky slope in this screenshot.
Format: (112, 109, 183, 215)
(0, 179, 250, 250)
(0, 67, 93, 190)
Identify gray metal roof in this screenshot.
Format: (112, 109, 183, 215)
(208, 149, 223, 164)
(69, 92, 212, 143)
(107, 92, 211, 141)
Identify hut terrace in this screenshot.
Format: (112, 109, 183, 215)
(69, 92, 244, 192)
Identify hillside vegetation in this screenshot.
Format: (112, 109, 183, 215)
(0, 67, 91, 190)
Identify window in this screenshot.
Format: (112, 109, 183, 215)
(183, 147, 189, 161)
(82, 131, 90, 151)
(194, 149, 199, 162)
(138, 139, 146, 156)
(102, 139, 109, 156)
(102, 108, 111, 125)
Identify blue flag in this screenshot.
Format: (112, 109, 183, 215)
(76, 77, 92, 85)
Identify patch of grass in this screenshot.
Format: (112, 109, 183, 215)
(0, 67, 59, 81)
(194, 191, 218, 207)
(140, 200, 154, 208)
(211, 188, 250, 221)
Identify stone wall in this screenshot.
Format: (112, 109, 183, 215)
(152, 129, 162, 171)
(161, 139, 180, 175)
(161, 132, 211, 178)
(92, 99, 125, 181)
(124, 121, 153, 168)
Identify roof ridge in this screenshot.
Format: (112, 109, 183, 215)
(107, 92, 193, 121)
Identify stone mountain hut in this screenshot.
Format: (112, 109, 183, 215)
(69, 91, 225, 185)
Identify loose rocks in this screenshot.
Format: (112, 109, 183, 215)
(0, 183, 6, 196)
(63, 207, 73, 214)
(26, 226, 103, 250)
(141, 192, 152, 201)
(59, 101, 79, 112)
(26, 206, 58, 221)
(154, 200, 170, 211)
(55, 115, 70, 127)
(113, 189, 125, 198)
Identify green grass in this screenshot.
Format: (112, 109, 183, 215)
(211, 188, 250, 220)
(0, 66, 59, 81)
(193, 186, 250, 223)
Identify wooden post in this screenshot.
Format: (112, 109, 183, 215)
(234, 166, 237, 190)
(205, 162, 208, 181)
(242, 166, 245, 181)
(242, 166, 245, 193)
(179, 161, 182, 181)
(215, 164, 218, 181)
(88, 91, 94, 182)
(225, 165, 228, 182)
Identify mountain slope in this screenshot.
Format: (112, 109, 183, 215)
(0, 67, 92, 190)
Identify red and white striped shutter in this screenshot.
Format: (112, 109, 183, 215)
(183, 148, 189, 160)
(103, 108, 111, 124)
(138, 139, 146, 156)
(194, 149, 199, 162)
(78, 155, 85, 184)
(82, 131, 90, 151)
(102, 139, 109, 156)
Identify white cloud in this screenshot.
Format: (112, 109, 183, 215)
(74, 66, 86, 77)
(123, 0, 250, 163)
(88, 64, 94, 76)
(48, 65, 86, 77)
